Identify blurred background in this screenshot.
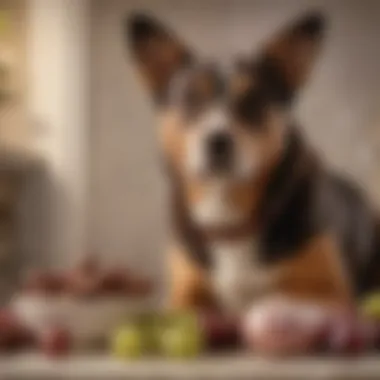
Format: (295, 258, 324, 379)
(1, 0, 380, 303)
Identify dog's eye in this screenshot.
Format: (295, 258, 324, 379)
(232, 90, 267, 129)
(180, 69, 224, 120)
(181, 84, 217, 120)
(181, 87, 205, 120)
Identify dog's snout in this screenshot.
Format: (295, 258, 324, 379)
(206, 132, 233, 172)
(208, 132, 232, 157)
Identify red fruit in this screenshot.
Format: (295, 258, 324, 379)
(198, 311, 240, 351)
(99, 271, 127, 295)
(18, 325, 36, 348)
(66, 271, 98, 298)
(40, 326, 72, 357)
(372, 321, 380, 350)
(0, 309, 17, 350)
(127, 278, 153, 297)
(45, 273, 66, 295)
(63, 256, 101, 297)
(326, 314, 373, 355)
(0, 309, 35, 352)
(23, 270, 65, 296)
(9, 325, 36, 351)
(0, 309, 16, 327)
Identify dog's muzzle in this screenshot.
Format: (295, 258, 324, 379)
(206, 131, 234, 174)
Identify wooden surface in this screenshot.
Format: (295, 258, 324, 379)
(2, 353, 380, 379)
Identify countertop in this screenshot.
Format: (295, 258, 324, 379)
(2, 353, 380, 380)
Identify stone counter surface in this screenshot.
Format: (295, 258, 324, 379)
(1, 354, 380, 380)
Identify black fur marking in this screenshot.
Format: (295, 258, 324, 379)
(256, 56, 294, 105)
(231, 84, 269, 128)
(292, 12, 326, 38)
(125, 13, 193, 106)
(320, 173, 379, 296)
(167, 128, 320, 269)
(361, 219, 380, 294)
(178, 65, 225, 119)
(231, 59, 293, 128)
(258, 129, 322, 264)
(167, 126, 380, 297)
(126, 13, 172, 52)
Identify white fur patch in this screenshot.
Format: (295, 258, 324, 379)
(190, 180, 244, 227)
(186, 107, 229, 177)
(210, 237, 279, 314)
(185, 106, 258, 180)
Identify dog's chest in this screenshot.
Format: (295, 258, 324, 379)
(210, 237, 278, 313)
(190, 182, 245, 227)
(188, 183, 278, 312)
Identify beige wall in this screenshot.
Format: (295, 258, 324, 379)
(0, 0, 29, 153)
(90, 0, 380, 284)
(20, 0, 90, 269)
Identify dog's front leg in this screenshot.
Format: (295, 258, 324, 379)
(166, 241, 216, 311)
(241, 234, 357, 355)
(274, 233, 354, 306)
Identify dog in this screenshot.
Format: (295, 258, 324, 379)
(124, 11, 380, 315)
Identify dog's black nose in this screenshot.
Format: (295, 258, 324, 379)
(207, 132, 233, 171)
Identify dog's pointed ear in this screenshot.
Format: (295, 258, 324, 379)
(125, 13, 193, 103)
(259, 12, 326, 101)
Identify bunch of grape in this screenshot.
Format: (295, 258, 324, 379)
(110, 311, 241, 359)
(21, 256, 152, 299)
(0, 308, 73, 357)
(0, 309, 34, 352)
(110, 294, 380, 360)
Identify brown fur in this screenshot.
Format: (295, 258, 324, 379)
(190, 70, 219, 101)
(158, 109, 187, 171)
(167, 241, 215, 310)
(168, 234, 351, 310)
(265, 17, 324, 90)
(277, 234, 352, 304)
(158, 106, 287, 221)
(127, 12, 369, 310)
(230, 72, 255, 97)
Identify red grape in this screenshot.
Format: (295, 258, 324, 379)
(40, 326, 72, 357)
(325, 313, 377, 355)
(0, 309, 36, 352)
(198, 311, 241, 351)
(99, 271, 128, 295)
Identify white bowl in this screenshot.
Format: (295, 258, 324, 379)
(11, 294, 156, 347)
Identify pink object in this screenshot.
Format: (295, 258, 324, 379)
(242, 298, 333, 356)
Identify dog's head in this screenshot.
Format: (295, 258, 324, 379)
(125, 12, 325, 183)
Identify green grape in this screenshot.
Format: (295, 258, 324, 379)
(160, 320, 204, 359)
(361, 293, 380, 319)
(111, 324, 145, 359)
